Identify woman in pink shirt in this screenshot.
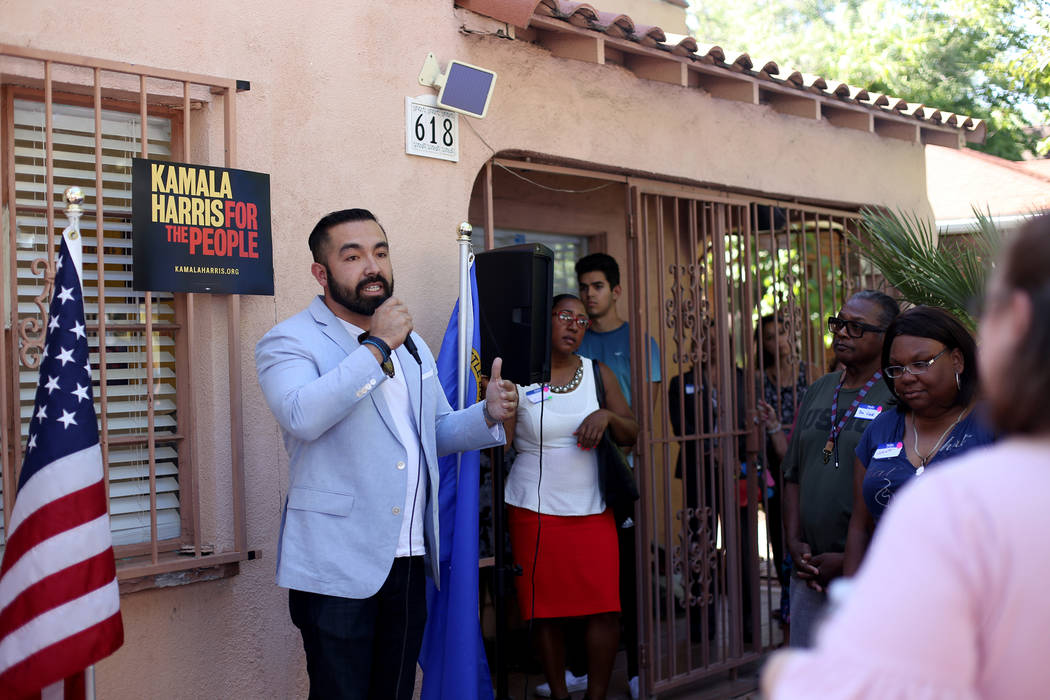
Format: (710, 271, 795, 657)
(763, 213, 1050, 699)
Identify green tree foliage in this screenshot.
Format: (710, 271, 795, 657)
(688, 0, 1050, 159)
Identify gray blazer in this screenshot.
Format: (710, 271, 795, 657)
(256, 296, 502, 598)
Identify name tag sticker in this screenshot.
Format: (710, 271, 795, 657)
(873, 441, 904, 459)
(855, 404, 883, 420)
(526, 386, 551, 404)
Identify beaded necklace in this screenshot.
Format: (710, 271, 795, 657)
(549, 360, 584, 394)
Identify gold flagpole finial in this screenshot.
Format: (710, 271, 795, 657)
(63, 187, 84, 240)
(457, 222, 472, 242)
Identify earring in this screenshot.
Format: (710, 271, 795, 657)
(955, 372, 961, 391)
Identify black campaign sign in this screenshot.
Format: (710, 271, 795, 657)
(132, 158, 274, 295)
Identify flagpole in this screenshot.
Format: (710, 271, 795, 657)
(86, 665, 96, 700)
(456, 222, 472, 412)
(62, 186, 85, 282)
(64, 188, 98, 700)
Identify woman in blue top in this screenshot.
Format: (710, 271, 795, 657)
(843, 306, 994, 575)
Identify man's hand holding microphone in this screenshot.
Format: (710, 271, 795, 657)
(366, 297, 517, 426)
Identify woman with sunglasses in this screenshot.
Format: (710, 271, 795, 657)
(842, 306, 994, 575)
(763, 214, 1050, 700)
(503, 294, 638, 700)
(781, 290, 899, 648)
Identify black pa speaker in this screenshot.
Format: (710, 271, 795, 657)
(474, 244, 553, 386)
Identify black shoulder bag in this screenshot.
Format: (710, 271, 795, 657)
(591, 359, 640, 523)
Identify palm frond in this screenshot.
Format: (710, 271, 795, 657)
(850, 206, 1007, 333)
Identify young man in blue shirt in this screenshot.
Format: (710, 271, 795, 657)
(577, 254, 661, 404)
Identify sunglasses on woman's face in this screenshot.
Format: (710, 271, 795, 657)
(827, 315, 885, 338)
(553, 309, 591, 329)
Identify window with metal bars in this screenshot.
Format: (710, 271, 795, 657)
(1, 45, 251, 585)
(5, 95, 182, 547)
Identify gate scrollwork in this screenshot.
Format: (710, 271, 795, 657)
(673, 506, 717, 608)
(17, 256, 53, 370)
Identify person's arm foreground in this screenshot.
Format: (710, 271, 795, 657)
(763, 471, 983, 699)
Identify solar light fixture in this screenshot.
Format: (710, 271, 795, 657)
(418, 52, 497, 118)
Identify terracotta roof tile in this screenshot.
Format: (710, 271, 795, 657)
(534, 0, 559, 17)
(800, 73, 827, 91)
(846, 85, 869, 102)
(541, 0, 597, 25)
(695, 43, 725, 62)
(882, 97, 907, 113)
(823, 81, 851, 98)
(457, 0, 980, 144)
(730, 52, 753, 71)
(456, 0, 537, 26)
(629, 23, 666, 45)
(591, 11, 633, 37)
(921, 107, 943, 123)
(900, 102, 925, 118)
(863, 93, 890, 108)
(658, 32, 697, 56)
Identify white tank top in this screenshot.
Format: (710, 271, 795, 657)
(504, 357, 604, 515)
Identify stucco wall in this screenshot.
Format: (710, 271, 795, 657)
(2, 1, 934, 697)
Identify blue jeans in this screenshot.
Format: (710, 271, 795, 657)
(788, 575, 827, 648)
(289, 556, 426, 700)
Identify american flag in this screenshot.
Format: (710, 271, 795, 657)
(0, 226, 123, 697)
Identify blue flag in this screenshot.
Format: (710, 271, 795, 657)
(419, 261, 493, 700)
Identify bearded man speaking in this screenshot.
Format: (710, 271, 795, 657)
(255, 208, 517, 699)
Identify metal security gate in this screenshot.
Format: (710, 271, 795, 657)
(624, 181, 866, 697)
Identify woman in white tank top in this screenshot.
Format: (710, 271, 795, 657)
(503, 294, 638, 700)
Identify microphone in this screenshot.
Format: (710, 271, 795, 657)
(403, 333, 422, 365)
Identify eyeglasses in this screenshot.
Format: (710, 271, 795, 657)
(827, 315, 886, 338)
(884, 347, 948, 379)
(553, 309, 591, 329)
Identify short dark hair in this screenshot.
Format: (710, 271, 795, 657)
(575, 253, 620, 288)
(850, 289, 900, 328)
(987, 214, 1050, 434)
(308, 208, 385, 263)
(880, 305, 977, 414)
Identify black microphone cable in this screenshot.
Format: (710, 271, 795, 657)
(524, 380, 546, 700)
(403, 334, 422, 365)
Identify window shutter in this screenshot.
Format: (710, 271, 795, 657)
(11, 98, 181, 546)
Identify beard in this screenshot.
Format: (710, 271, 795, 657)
(327, 268, 393, 316)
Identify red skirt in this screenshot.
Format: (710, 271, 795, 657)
(508, 505, 620, 620)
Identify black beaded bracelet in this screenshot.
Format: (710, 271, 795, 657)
(359, 335, 395, 378)
(360, 336, 391, 361)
